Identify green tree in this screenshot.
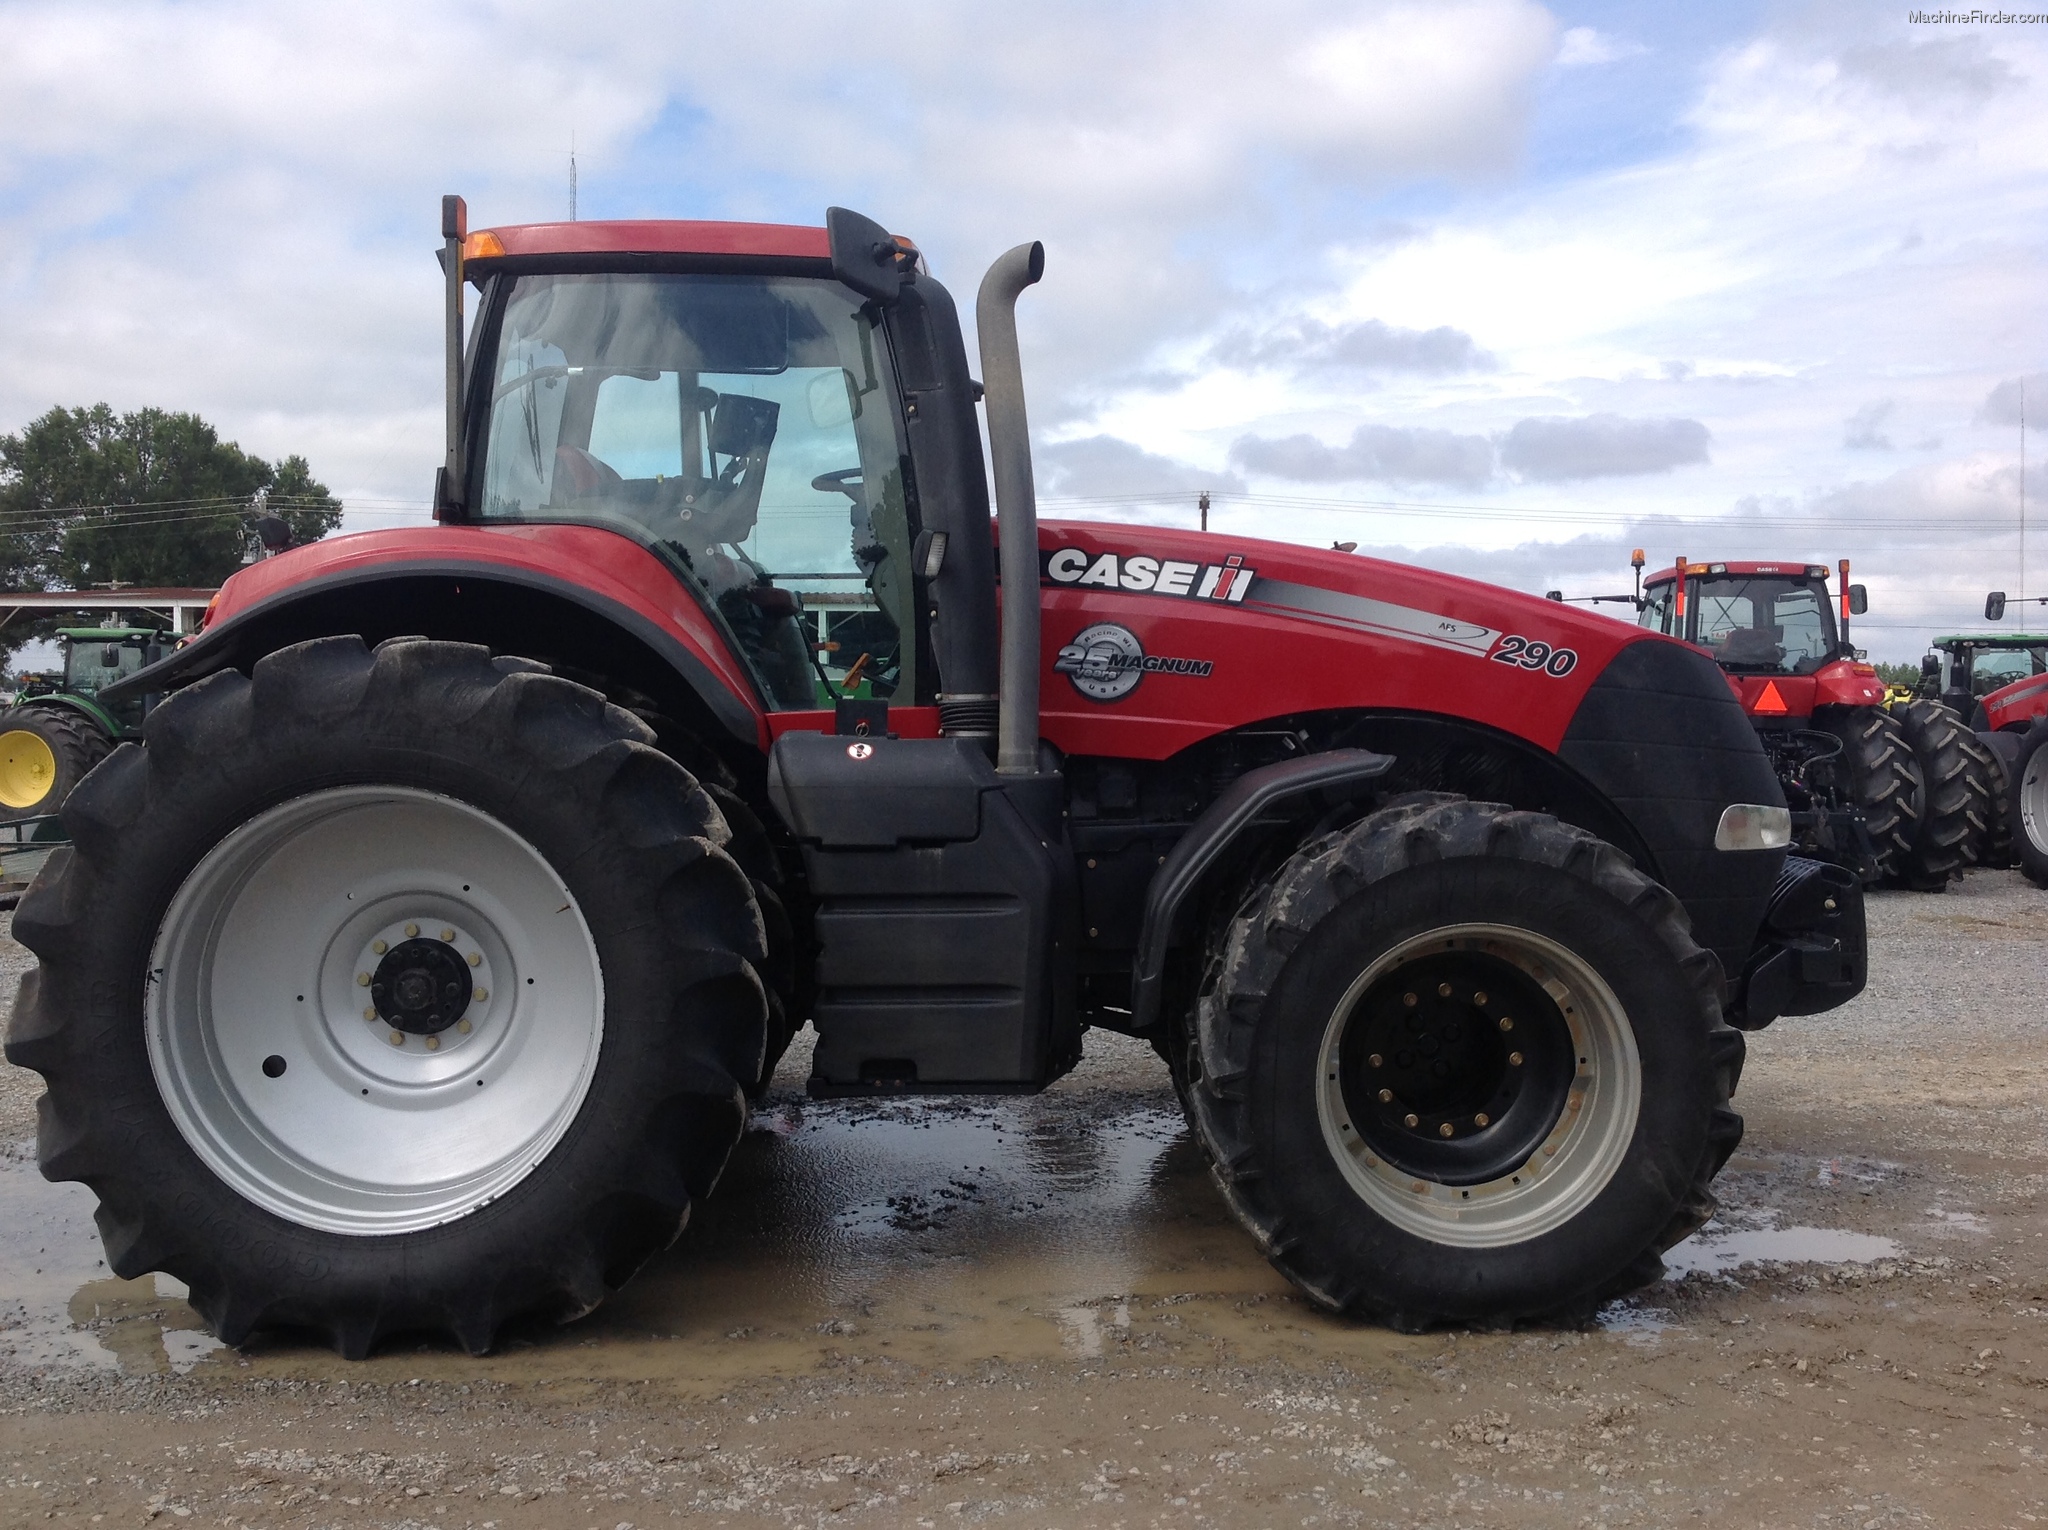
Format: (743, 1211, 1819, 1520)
(0, 405, 342, 659)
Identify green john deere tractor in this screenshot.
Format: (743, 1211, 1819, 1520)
(0, 627, 167, 822)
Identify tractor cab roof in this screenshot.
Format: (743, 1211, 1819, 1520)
(461, 220, 833, 269)
(1930, 632, 2048, 649)
(1643, 561, 1834, 586)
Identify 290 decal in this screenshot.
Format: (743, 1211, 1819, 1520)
(1488, 635, 1578, 677)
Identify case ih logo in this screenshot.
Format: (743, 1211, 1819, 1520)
(1042, 547, 1256, 603)
(1054, 623, 1214, 702)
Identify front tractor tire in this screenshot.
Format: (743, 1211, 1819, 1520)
(1815, 706, 1921, 883)
(4, 637, 768, 1358)
(1180, 796, 1742, 1328)
(0, 705, 112, 822)
(2013, 718, 2048, 889)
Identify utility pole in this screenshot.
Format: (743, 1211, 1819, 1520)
(569, 133, 578, 222)
(1199, 490, 1209, 533)
(2022, 378, 2028, 609)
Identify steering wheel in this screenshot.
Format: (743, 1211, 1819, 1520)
(811, 468, 863, 502)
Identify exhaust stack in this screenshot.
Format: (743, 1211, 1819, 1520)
(976, 241, 1046, 776)
(437, 194, 468, 517)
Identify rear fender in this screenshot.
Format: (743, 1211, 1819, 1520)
(102, 559, 767, 759)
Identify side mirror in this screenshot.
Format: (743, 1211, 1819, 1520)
(1847, 583, 1867, 616)
(1921, 654, 1941, 678)
(255, 515, 293, 553)
(827, 207, 909, 306)
(1544, 590, 1564, 602)
(1987, 591, 2007, 621)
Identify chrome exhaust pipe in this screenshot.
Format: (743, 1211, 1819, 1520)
(976, 241, 1045, 777)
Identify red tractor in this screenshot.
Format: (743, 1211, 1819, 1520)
(1972, 592, 2048, 886)
(5, 202, 1866, 1357)
(1632, 556, 1994, 889)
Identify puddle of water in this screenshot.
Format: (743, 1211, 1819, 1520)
(1, 1060, 1422, 1386)
(1663, 1219, 1903, 1277)
(1596, 1301, 1677, 1344)
(1921, 1207, 1990, 1237)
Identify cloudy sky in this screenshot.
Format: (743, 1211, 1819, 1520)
(2, 0, 2044, 658)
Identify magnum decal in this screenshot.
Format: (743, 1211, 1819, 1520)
(1042, 547, 1256, 603)
(1054, 623, 1215, 703)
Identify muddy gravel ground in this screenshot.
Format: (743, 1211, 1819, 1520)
(2, 872, 2045, 1528)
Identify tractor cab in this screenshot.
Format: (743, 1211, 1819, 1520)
(1638, 560, 1879, 721)
(1923, 633, 2048, 730)
(14, 626, 167, 734)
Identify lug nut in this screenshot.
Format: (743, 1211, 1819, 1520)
(405, 923, 420, 938)
(1823, 898, 1837, 912)
(468, 952, 483, 967)
(1403, 1113, 1420, 1128)
(1368, 1053, 1383, 1068)
(1438, 1122, 1454, 1137)
(388, 1031, 405, 1046)
(1474, 1112, 1490, 1127)
(474, 987, 488, 1002)
(1498, 1017, 1514, 1032)
(425, 1035, 441, 1051)
(457, 1018, 473, 1034)
(1378, 1088, 1393, 1103)
(363, 1006, 376, 1022)
(372, 939, 387, 955)
(440, 927, 456, 942)
(356, 972, 371, 987)
(1509, 1051, 1524, 1066)
(1411, 1180, 1427, 1194)
(1403, 992, 1418, 1007)
(1473, 990, 1488, 1006)
(1437, 982, 1452, 998)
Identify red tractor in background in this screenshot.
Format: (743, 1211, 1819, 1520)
(1629, 556, 1997, 889)
(1970, 592, 2048, 886)
(5, 201, 1867, 1358)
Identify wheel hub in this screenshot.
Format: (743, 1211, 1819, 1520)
(371, 937, 473, 1034)
(1339, 951, 1574, 1185)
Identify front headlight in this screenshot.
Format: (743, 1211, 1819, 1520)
(1714, 803, 1792, 851)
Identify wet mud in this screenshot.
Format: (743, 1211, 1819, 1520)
(2, 873, 2046, 1528)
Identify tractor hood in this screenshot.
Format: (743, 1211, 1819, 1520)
(1032, 519, 1649, 761)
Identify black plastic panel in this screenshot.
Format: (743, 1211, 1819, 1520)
(1559, 638, 1786, 982)
(767, 732, 992, 847)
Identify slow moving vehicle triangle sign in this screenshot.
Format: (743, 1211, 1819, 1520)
(1753, 680, 1790, 714)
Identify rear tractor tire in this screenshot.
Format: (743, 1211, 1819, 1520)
(1888, 698, 1992, 889)
(0, 705, 112, 822)
(4, 636, 770, 1357)
(2012, 719, 2048, 889)
(1176, 795, 1742, 1328)
(1814, 707, 1920, 883)
(1974, 729, 2019, 871)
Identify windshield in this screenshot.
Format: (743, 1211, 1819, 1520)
(1961, 645, 2047, 694)
(476, 272, 917, 710)
(1688, 576, 1838, 673)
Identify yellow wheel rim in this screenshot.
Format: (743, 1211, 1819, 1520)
(0, 728, 58, 810)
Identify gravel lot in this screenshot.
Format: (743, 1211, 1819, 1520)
(2, 871, 2045, 1527)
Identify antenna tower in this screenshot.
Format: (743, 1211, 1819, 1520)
(569, 134, 578, 222)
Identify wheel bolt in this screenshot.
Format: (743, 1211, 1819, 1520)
(1474, 1112, 1490, 1127)
(405, 923, 420, 938)
(363, 1007, 376, 1022)
(1438, 1122, 1454, 1137)
(356, 972, 370, 987)
(1509, 1051, 1524, 1066)
(457, 1018, 473, 1034)
(440, 927, 456, 942)
(474, 987, 488, 1002)
(1403, 1113, 1419, 1128)
(1498, 1017, 1513, 1032)
(1368, 1053, 1383, 1068)
(1473, 990, 1488, 1006)
(372, 940, 387, 955)
(1437, 982, 1452, 998)
(1378, 1088, 1393, 1103)
(468, 952, 482, 967)
(388, 1031, 405, 1046)
(425, 1035, 441, 1051)
(1403, 992, 1418, 1007)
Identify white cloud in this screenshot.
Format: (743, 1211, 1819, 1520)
(1555, 26, 1645, 68)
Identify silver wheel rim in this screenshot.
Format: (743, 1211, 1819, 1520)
(2023, 748, 2048, 857)
(146, 786, 604, 1236)
(1315, 923, 1640, 1249)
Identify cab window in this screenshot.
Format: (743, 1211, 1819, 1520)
(477, 272, 917, 710)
